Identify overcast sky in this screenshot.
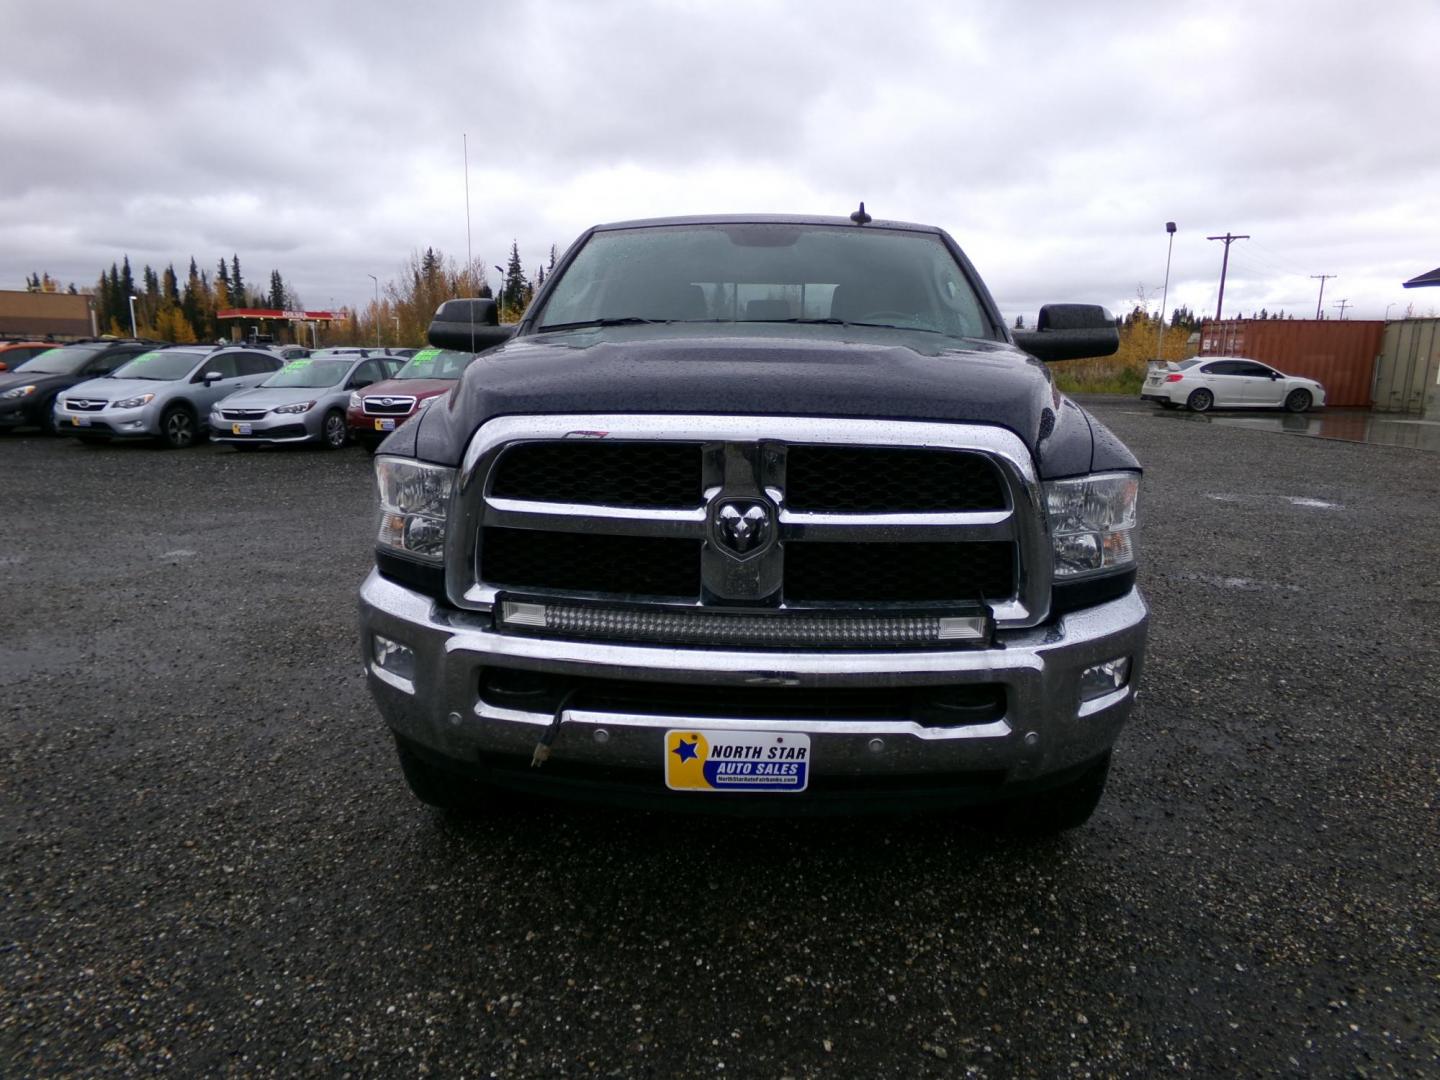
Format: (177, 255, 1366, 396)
(3, 0, 1437, 326)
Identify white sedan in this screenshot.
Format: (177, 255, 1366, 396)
(1141, 357, 1326, 413)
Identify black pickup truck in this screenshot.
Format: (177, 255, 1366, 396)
(358, 212, 1147, 831)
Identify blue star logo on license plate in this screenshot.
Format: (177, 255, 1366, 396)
(664, 730, 810, 793)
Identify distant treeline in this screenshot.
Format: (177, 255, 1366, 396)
(24, 239, 557, 346)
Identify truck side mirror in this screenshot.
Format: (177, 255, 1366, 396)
(427, 298, 514, 353)
(1013, 304, 1120, 362)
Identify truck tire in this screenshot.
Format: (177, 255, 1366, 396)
(394, 737, 492, 813)
(994, 752, 1111, 835)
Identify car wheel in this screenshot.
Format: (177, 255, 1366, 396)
(993, 752, 1111, 836)
(321, 409, 348, 449)
(1186, 388, 1214, 413)
(159, 405, 197, 449)
(1284, 389, 1312, 413)
(394, 737, 494, 813)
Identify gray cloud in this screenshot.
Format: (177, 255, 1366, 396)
(2, 0, 1437, 322)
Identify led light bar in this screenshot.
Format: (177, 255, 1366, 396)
(497, 599, 990, 649)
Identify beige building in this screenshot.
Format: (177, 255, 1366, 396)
(0, 290, 95, 340)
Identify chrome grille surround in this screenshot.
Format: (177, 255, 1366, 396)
(448, 415, 1053, 631)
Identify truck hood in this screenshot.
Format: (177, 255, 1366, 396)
(404, 325, 1131, 478)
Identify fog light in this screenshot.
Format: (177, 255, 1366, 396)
(1079, 656, 1130, 702)
(373, 633, 415, 680)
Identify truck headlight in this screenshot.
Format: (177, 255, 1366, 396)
(113, 393, 154, 409)
(1044, 472, 1139, 577)
(375, 456, 454, 562)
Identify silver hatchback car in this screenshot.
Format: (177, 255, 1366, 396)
(56, 346, 284, 448)
(209, 354, 402, 449)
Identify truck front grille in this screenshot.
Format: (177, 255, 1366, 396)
(784, 445, 1005, 512)
(491, 441, 702, 508)
(783, 541, 1015, 603)
(455, 416, 1050, 638)
(481, 527, 701, 598)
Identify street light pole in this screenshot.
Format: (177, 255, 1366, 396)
(367, 274, 380, 347)
(1155, 222, 1176, 361)
(128, 294, 139, 338)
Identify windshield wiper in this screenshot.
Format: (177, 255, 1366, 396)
(538, 317, 668, 332)
(749, 317, 946, 335)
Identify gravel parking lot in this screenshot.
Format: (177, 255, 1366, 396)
(3, 403, 1437, 1077)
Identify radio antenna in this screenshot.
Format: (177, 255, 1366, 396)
(464, 132, 476, 354)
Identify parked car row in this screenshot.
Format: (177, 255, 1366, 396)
(1141, 357, 1327, 413)
(0, 340, 437, 450)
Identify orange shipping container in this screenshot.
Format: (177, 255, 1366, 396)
(1199, 319, 1385, 408)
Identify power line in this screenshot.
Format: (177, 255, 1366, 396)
(1207, 233, 1250, 321)
(1311, 274, 1336, 318)
(1249, 238, 1314, 278)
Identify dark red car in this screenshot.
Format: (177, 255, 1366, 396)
(345, 348, 479, 450)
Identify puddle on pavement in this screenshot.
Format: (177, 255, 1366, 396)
(1205, 493, 1343, 510)
(1169, 571, 1302, 593)
(1136, 407, 1440, 452)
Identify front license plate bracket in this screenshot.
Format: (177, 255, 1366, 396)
(665, 729, 810, 793)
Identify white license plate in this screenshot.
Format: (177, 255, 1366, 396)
(70, 416, 90, 427)
(665, 730, 810, 793)
(232, 423, 252, 435)
(374, 418, 396, 431)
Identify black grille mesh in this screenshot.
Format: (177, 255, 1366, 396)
(482, 527, 700, 598)
(785, 446, 1005, 512)
(491, 442, 702, 507)
(784, 542, 1015, 603)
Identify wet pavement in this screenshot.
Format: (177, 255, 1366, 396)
(1120, 404, 1440, 452)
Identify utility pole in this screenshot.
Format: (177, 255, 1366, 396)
(1310, 274, 1335, 319)
(1332, 299, 1350, 320)
(1207, 232, 1249, 322)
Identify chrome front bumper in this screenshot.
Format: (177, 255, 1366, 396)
(359, 570, 1148, 795)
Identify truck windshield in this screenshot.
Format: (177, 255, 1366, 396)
(535, 223, 999, 342)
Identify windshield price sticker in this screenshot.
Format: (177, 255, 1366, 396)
(132, 351, 162, 364)
(664, 730, 809, 793)
(411, 348, 441, 364)
(282, 359, 311, 371)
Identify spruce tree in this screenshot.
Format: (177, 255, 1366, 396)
(502, 240, 526, 318)
(230, 255, 244, 307)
